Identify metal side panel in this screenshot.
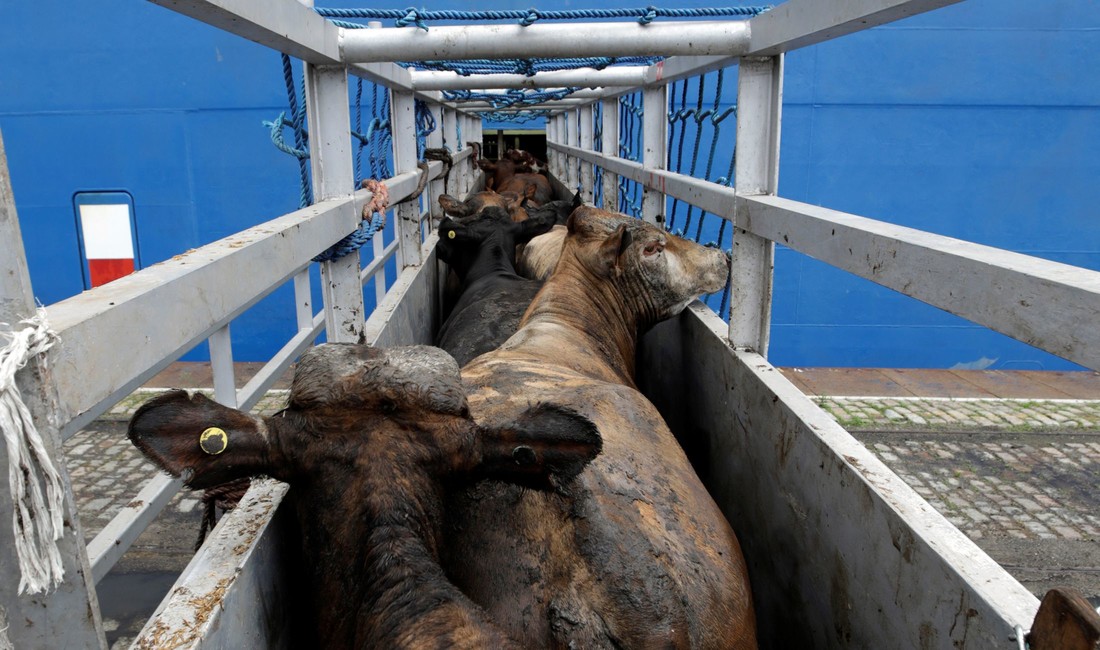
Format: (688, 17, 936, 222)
(129, 480, 294, 650)
(363, 238, 440, 348)
(637, 302, 1039, 649)
(130, 240, 441, 649)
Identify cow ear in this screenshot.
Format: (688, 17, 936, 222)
(475, 404, 601, 492)
(595, 224, 633, 276)
(438, 217, 469, 242)
(523, 183, 538, 201)
(438, 194, 470, 217)
(128, 390, 281, 488)
(514, 212, 556, 244)
(571, 191, 583, 209)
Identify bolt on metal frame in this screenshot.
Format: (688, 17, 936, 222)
(5, 0, 1098, 646)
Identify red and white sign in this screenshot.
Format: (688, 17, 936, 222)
(78, 202, 135, 287)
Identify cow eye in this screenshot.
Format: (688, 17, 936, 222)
(643, 241, 663, 256)
(380, 399, 397, 414)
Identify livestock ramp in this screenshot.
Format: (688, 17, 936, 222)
(4, 0, 1100, 648)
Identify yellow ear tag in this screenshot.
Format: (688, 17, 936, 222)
(447, 230, 456, 239)
(200, 427, 228, 455)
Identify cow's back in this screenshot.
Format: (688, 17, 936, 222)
(447, 353, 756, 649)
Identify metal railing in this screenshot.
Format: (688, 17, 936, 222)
(5, 0, 1096, 647)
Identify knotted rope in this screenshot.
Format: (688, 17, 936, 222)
(423, 147, 453, 194)
(313, 180, 390, 263)
(0, 309, 66, 595)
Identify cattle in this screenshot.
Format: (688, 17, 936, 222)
(127, 344, 601, 649)
(514, 194, 583, 280)
(504, 148, 548, 176)
(436, 206, 555, 366)
(515, 224, 566, 280)
(496, 172, 553, 207)
(477, 157, 518, 192)
(439, 190, 526, 221)
(477, 157, 554, 208)
(445, 206, 757, 648)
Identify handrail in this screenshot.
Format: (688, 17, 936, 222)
(550, 139, 1100, 372)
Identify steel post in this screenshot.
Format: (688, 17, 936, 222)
(426, 104, 446, 222)
(579, 106, 595, 203)
(391, 89, 422, 267)
(0, 131, 106, 650)
(305, 64, 365, 344)
(730, 55, 783, 353)
(601, 99, 620, 211)
(208, 325, 237, 407)
(642, 84, 668, 225)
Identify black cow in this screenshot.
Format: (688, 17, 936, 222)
(436, 206, 555, 366)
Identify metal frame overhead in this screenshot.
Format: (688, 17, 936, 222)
(6, 0, 1098, 647)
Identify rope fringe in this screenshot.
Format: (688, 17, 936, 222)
(0, 308, 66, 595)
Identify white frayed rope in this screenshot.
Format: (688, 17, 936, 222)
(0, 308, 65, 594)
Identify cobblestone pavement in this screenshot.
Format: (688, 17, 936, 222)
(816, 396, 1100, 608)
(62, 389, 1100, 646)
(816, 395, 1100, 430)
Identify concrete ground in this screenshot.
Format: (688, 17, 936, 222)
(62, 364, 1100, 647)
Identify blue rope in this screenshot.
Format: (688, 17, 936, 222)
(317, 6, 769, 28)
(264, 54, 397, 261)
(617, 92, 644, 218)
(415, 99, 436, 159)
(312, 212, 387, 262)
(443, 87, 580, 108)
(407, 56, 660, 77)
(267, 53, 312, 209)
(476, 110, 550, 124)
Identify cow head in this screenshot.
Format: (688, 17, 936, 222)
(437, 206, 556, 282)
(439, 191, 526, 221)
(129, 344, 601, 494)
(564, 206, 730, 324)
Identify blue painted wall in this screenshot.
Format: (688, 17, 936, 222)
(1, 1, 1096, 368)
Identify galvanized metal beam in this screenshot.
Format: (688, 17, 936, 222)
(47, 196, 359, 439)
(642, 85, 668, 225)
(307, 63, 367, 345)
(601, 99, 620, 211)
(740, 194, 1100, 372)
(146, 0, 341, 63)
(340, 21, 750, 63)
(730, 55, 783, 354)
(0, 131, 106, 649)
(391, 89, 422, 267)
(747, 0, 966, 56)
(552, 140, 1100, 371)
(87, 473, 182, 585)
(578, 105, 595, 204)
(411, 68, 646, 91)
(454, 99, 588, 111)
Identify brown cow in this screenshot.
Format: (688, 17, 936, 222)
(497, 172, 553, 207)
(439, 190, 527, 222)
(127, 344, 601, 649)
(504, 148, 548, 175)
(446, 207, 756, 648)
(516, 223, 567, 280)
(478, 157, 518, 191)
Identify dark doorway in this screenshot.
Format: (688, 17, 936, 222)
(482, 130, 547, 161)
